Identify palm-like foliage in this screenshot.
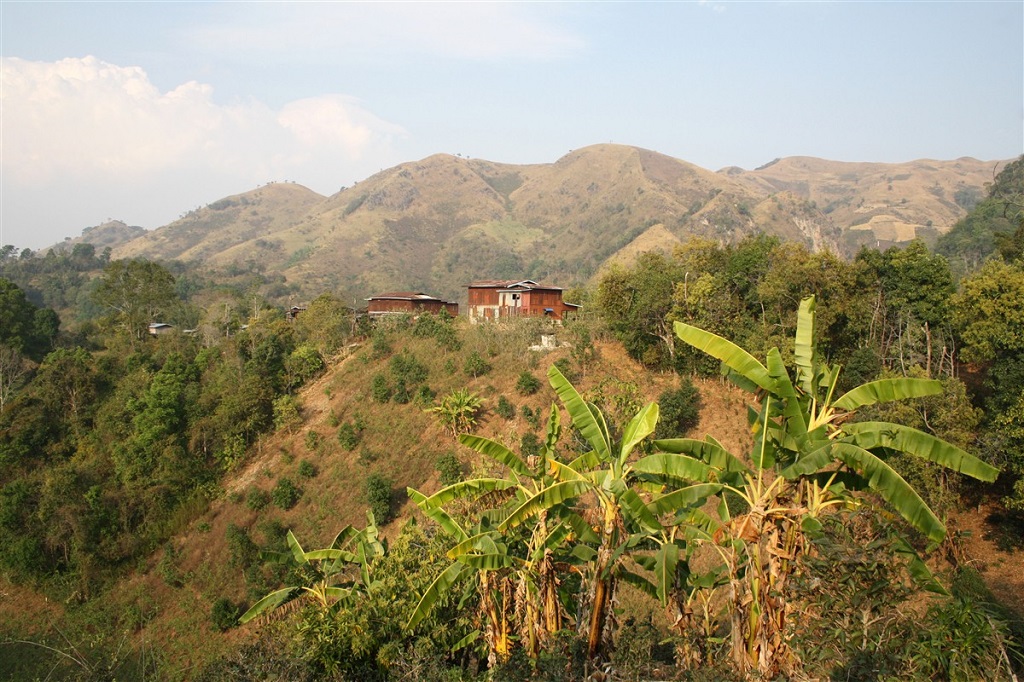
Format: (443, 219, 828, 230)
(239, 512, 385, 624)
(407, 405, 581, 664)
(429, 388, 484, 436)
(406, 481, 520, 666)
(498, 367, 722, 661)
(409, 366, 725, 666)
(667, 295, 999, 677)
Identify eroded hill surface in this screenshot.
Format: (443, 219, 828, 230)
(101, 145, 1004, 303)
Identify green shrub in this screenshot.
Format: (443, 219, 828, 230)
(552, 357, 577, 383)
(443, 358, 457, 375)
(840, 346, 882, 391)
(271, 477, 301, 510)
(371, 334, 391, 360)
(298, 460, 317, 478)
(364, 473, 394, 524)
(211, 597, 241, 632)
(520, 432, 542, 459)
(521, 405, 541, 430)
(390, 352, 428, 386)
(436, 453, 463, 487)
(286, 344, 325, 389)
(272, 394, 302, 433)
(654, 380, 702, 439)
(496, 395, 516, 420)
(304, 430, 322, 452)
(158, 543, 182, 587)
(414, 385, 436, 406)
(412, 312, 462, 351)
(463, 351, 491, 378)
(515, 371, 541, 395)
(391, 352, 428, 403)
(246, 488, 271, 512)
(908, 594, 1017, 681)
(370, 373, 392, 403)
(433, 323, 461, 352)
(393, 381, 412, 404)
(337, 421, 362, 450)
(226, 523, 260, 569)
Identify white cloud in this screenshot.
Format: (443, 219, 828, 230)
(0, 56, 407, 247)
(187, 3, 585, 62)
(278, 95, 406, 160)
(1, 56, 405, 184)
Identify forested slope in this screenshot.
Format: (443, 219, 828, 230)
(0, 156, 1021, 681)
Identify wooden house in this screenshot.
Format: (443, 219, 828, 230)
(147, 322, 174, 336)
(466, 280, 580, 323)
(366, 292, 458, 318)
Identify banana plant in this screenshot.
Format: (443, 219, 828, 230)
(484, 364, 726, 663)
(239, 511, 385, 624)
(669, 294, 1000, 678)
(405, 482, 521, 667)
(456, 406, 574, 658)
(408, 405, 597, 663)
(674, 295, 998, 541)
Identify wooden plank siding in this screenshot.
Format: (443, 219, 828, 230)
(466, 280, 580, 323)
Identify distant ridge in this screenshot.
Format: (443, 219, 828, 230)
(45, 220, 147, 254)
(86, 144, 1006, 302)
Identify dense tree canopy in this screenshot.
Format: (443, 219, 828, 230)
(93, 259, 179, 342)
(0, 278, 58, 361)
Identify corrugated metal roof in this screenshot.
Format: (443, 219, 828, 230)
(467, 279, 563, 291)
(366, 292, 456, 303)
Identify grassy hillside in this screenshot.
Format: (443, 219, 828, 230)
(3, 303, 1023, 679)
(0, 316, 751, 679)
(95, 145, 1004, 306)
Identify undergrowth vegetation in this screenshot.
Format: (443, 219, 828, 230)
(1, 158, 1023, 680)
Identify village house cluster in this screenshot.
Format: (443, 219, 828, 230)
(148, 279, 579, 334)
(366, 279, 579, 322)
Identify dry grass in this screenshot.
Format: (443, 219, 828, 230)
(106, 146, 1002, 306)
(950, 504, 1024, 619)
(10, 318, 1020, 678)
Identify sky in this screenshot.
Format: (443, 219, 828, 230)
(1, 1, 1021, 250)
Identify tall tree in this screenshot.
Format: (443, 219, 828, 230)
(93, 259, 178, 342)
(0, 278, 57, 360)
(0, 345, 28, 412)
(597, 251, 685, 368)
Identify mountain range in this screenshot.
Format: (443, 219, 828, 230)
(59, 144, 1005, 302)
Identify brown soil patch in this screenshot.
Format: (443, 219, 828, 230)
(0, 576, 64, 637)
(950, 504, 1024, 618)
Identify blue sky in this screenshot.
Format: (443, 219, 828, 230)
(1, 1, 1021, 249)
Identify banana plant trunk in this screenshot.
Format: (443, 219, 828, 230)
(541, 550, 562, 636)
(481, 571, 511, 668)
(729, 512, 797, 679)
(586, 504, 619, 661)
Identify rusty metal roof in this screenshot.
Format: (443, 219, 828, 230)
(366, 292, 454, 302)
